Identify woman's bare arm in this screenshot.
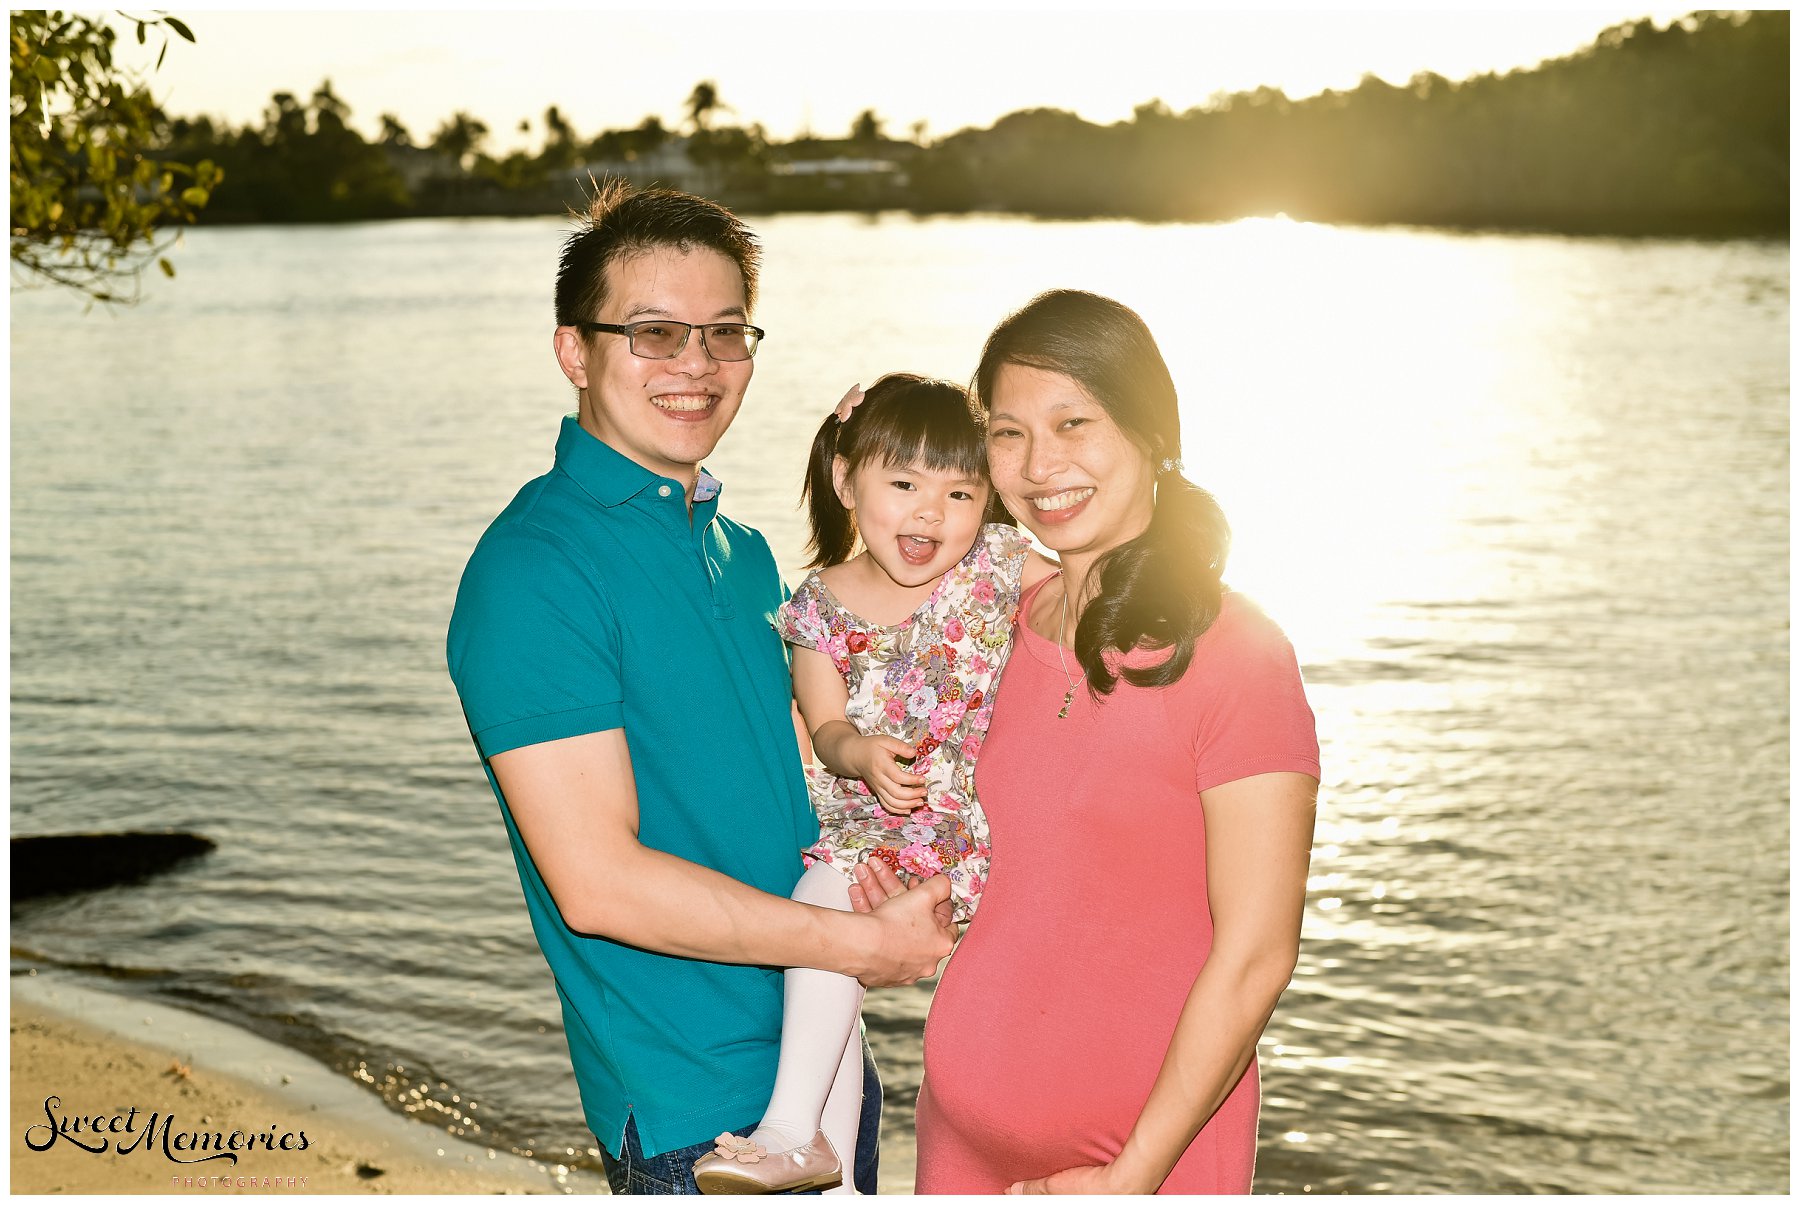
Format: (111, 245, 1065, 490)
(1008, 771, 1318, 1194)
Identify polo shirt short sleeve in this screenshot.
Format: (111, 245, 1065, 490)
(453, 521, 623, 757)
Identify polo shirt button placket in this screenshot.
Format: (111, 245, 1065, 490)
(657, 485, 672, 498)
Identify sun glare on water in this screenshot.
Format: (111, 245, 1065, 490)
(1106, 215, 1556, 670)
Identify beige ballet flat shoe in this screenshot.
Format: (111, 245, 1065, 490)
(693, 1130, 842, 1195)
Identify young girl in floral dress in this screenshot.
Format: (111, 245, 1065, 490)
(693, 374, 1053, 1194)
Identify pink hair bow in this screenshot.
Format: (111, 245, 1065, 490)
(833, 384, 865, 423)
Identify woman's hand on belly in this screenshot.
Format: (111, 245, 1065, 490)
(1005, 1160, 1158, 1195)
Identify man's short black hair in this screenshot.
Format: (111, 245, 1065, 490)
(555, 180, 762, 328)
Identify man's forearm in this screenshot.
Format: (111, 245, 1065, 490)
(557, 839, 878, 978)
(488, 728, 951, 986)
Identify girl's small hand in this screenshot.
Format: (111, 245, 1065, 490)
(851, 734, 929, 814)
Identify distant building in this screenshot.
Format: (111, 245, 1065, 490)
(769, 156, 905, 182)
(765, 140, 914, 208)
(567, 138, 723, 197)
(381, 144, 461, 193)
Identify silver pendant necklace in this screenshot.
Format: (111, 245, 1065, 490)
(1056, 580, 1077, 719)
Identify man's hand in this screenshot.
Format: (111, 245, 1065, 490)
(849, 860, 957, 930)
(840, 733, 929, 813)
(850, 863, 955, 987)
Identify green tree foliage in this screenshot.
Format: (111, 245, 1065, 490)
(163, 80, 408, 222)
(430, 110, 489, 168)
(585, 115, 671, 164)
(918, 10, 1787, 234)
(850, 108, 884, 145)
(688, 124, 768, 192)
(377, 113, 412, 147)
(109, 11, 1785, 236)
(540, 104, 577, 171)
(10, 10, 222, 301)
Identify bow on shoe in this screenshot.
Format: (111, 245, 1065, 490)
(711, 1133, 766, 1164)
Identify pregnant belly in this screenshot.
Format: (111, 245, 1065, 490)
(921, 916, 1200, 1171)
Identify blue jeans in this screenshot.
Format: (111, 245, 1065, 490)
(600, 1038, 882, 1195)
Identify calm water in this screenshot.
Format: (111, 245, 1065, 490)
(10, 215, 1788, 1193)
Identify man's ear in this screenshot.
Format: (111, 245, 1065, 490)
(832, 455, 856, 511)
(553, 326, 590, 390)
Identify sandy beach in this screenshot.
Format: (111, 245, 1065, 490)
(10, 974, 600, 1195)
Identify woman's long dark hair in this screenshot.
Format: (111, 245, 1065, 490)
(973, 289, 1230, 694)
(801, 373, 995, 569)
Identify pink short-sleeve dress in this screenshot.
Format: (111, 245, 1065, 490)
(914, 581, 1320, 1194)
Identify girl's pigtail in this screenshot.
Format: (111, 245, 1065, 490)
(802, 413, 857, 569)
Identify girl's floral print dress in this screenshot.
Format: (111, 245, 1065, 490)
(773, 523, 1031, 923)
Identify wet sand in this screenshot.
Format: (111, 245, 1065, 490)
(10, 975, 599, 1195)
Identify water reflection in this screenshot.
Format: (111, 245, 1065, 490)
(10, 214, 1788, 1193)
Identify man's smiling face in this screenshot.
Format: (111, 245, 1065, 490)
(558, 244, 753, 487)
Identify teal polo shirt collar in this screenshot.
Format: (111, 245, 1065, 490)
(554, 415, 722, 518)
(553, 417, 734, 619)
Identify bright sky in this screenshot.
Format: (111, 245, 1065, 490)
(112, 6, 1698, 150)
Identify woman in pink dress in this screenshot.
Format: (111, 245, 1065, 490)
(872, 290, 1320, 1194)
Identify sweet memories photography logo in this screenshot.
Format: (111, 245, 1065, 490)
(23, 1094, 311, 1167)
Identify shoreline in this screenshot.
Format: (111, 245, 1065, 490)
(175, 208, 1792, 242)
(10, 970, 604, 1195)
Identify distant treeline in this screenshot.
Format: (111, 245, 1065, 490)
(159, 10, 1786, 236)
(929, 9, 1786, 234)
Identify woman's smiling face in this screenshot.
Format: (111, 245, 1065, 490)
(984, 362, 1155, 562)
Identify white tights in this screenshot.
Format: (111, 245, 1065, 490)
(749, 861, 866, 1194)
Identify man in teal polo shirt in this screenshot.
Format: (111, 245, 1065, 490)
(446, 183, 953, 1195)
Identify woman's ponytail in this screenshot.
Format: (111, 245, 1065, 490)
(1076, 473, 1229, 693)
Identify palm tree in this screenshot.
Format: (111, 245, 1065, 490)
(430, 111, 489, 169)
(544, 105, 576, 146)
(264, 91, 306, 145)
(541, 105, 578, 170)
(378, 113, 413, 147)
(851, 108, 884, 145)
(311, 79, 350, 123)
(310, 79, 351, 139)
(685, 80, 729, 133)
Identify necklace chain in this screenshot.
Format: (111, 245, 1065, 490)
(1056, 579, 1077, 719)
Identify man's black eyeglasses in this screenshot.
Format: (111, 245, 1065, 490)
(578, 320, 765, 362)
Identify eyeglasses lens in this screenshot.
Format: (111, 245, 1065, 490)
(703, 325, 755, 361)
(630, 323, 758, 362)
